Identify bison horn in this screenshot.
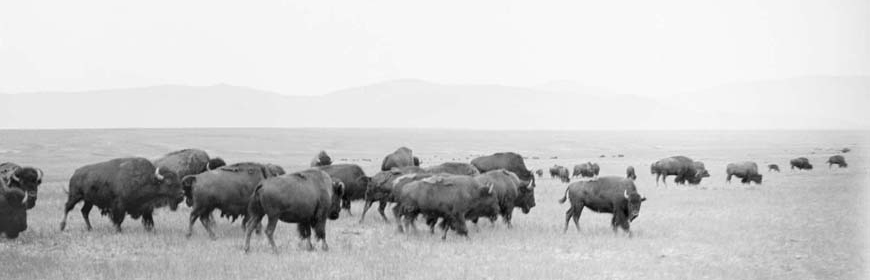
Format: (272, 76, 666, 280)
(37, 168, 43, 181)
(624, 190, 629, 199)
(155, 167, 165, 180)
(22, 190, 28, 204)
(206, 161, 211, 171)
(10, 172, 19, 183)
(487, 182, 494, 194)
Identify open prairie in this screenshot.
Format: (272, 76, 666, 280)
(0, 129, 867, 279)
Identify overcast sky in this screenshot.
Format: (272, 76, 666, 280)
(1, 0, 867, 97)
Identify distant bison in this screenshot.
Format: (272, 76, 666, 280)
(768, 164, 780, 172)
(381, 147, 419, 171)
(317, 164, 370, 215)
(651, 156, 697, 186)
(558, 176, 646, 237)
(153, 148, 225, 206)
(625, 166, 637, 180)
(549, 165, 570, 183)
(572, 162, 600, 179)
(726, 162, 762, 184)
(790, 157, 813, 170)
(61, 157, 184, 232)
(827, 155, 847, 168)
(535, 169, 544, 178)
(425, 162, 480, 176)
(0, 162, 43, 209)
(0, 180, 28, 239)
(244, 169, 344, 253)
(310, 150, 332, 167)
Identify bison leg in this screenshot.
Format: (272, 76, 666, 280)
(243, 213, 263, 253)
(452, 214, 469, 238)
(80, 202, 94, 231)
(391, 205, 404, 233)
(313, 220, 328, 251)
(110, 207, 126, 233)
(571, 205, 583, 232)
(502, 209, 513, 229)
(726, 174, 732, 183)
(265, 216, 279, 254)
(358, 200, 373, 224)
(377, 201, 390, 223)
(297, 222, 314, 251)
(142, 210, 155, 232)
(341, 198, 353, 216)
(60, 195, 82, 231)
(200, 213, 217, 240)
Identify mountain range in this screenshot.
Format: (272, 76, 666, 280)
(1, 76, 867, 130)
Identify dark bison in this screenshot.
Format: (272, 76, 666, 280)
(153, 149, 225, 206)
(425, 162, 480, 176)
(1, 180, 28, 239)
(310, 150, 332, 167)
(535, 169, 544, 178)
(181, 162, 282, 239)
(651, 156, 697, 186)
(572, 162, 599, 178)
(470, 152, 536, 212)
(470, 169, 534, 228)
(827, 155, 847, 168)
(625, 166, 637, 180)
(244, 169, 344, 253)
(558, 176, 646, 237)
(60, 157, 184, 232)
(768, 164, 780, 172)
(678, 161, 710, 185)
(317, 164, 370, 215)
(726, 162, 762, 184)
(392, 174, 498, 239)
(381, 147, 419, 171)
(790, 157, 813, 170)
(549, 165, 570, 183)
(359, 166, 427, 223)
(0, 162, 43, 209)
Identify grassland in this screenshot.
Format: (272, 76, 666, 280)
(0, 129, 867, 279)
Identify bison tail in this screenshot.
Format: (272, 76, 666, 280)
(247, 184, 266, 218)
(557, 187, 570, 204)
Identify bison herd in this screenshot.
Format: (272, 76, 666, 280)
(0, 146, 851, 254)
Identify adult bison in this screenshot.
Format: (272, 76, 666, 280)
(1, 180, 28, 239)
(678, 161, 710, 185)
(471, 152, 536, 189)
(244, 169, 344, 253)
(317, 164, 370, 215)
(573, 162, 600, 179)
(535, 169, 544, 178)
(651, 156, 697, 186)
(625, 166, 637, 180)
(358, 167, 428, 223)
(549, 165, 563, 179)
(827, 155, 847, 168)
(392, 174, 497, 240)
(790, 157, 813, 170)
(182, 162, 282, 239)
(425, 162, 480, 176)
(558, 176, 646, 237)
(726, 162, 762, 184)
(381, 147, 419, 171)
(549, 165, 570, 183)
(310, 150, 332, 167)
(60, 157, 184, 232)
(768, 164, 780, 172)
(153, 148, 225, 206)
(0, 163, 43, 209)
(469, 169, 534, 228)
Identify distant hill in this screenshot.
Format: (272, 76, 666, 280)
(0, 77, 867, 129)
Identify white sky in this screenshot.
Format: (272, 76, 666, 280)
(0, 0, 868, 96)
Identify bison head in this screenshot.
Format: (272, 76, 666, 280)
(206, 157, 227, 171)
(364, 171, 395, 202)
(328, 181, 345, 220)
(744, 174, 763, 184)
(516, 182, 536, 214)
(412, 156, 421, 167)
(181, 175, 197, 207)
(154, 167, 184, 211)
(8, 167, 42, 210)
(623, 190, 646, 222)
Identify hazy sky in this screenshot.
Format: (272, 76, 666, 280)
(1, 0, 867, 96)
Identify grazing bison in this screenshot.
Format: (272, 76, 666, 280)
(381, 147, 419, 171)
(626, 166, 637, 180)
(678, 161, 710, 185)
(182, 162, 282, 239)
(317, 164, 370, 215)
(425, 162, 480, 176)
(558, 176, 646, 237)
(573, 162, 600, 178)
(0, 163, 43, 209)
(60, 157, 184, 232)
(153, 149, 225, 206)
(244, 169, 344, 253)
(392, 174, 498, 240)
(651, 156, 697, 186)
(768, 164, 780, 172)
(726, 162, 762, 184)
(827, 155, 847, 168)
(549, 165, 570, 183)
(790, 157, 813, 170)
(310, 150, 333, 167)
(535, 169, 544, 178)
(0, 180, 28, 239)
(359, 167, 428, 223)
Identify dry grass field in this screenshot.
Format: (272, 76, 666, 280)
(0, 129, 867, 279)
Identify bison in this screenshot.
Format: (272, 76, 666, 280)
(60, 157, 184, 232)
(768, 164, 780, 172)
(827, 155, 847, 168)
(317, 163, 370, 216)
(0, 163, 43, 209)
(651, 156, 697, 186)
(469, 169, 534, 228)
(310, 150, 333, 167)
(558, 176, 646, 237)
(359, 167, 428, 224)
(549, 165, 570, 183)
(153, 149, 225, 206)
(470, 152, 536, 213)
(535, 169, 544, 178)
(726, 162, 762, 184)
(572, 162, 600, 179)
(790, 157, 813, 170)
(626, 166, 637, 180)
(182, 162, 282, 239)
(425, 162, 480, 176)
(381, 147, 419, 171)
(392, 174, 498, 240)
(678, 161, 710, 185)
(0, 180, 29, 239)
(243, 169, 344, 253)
